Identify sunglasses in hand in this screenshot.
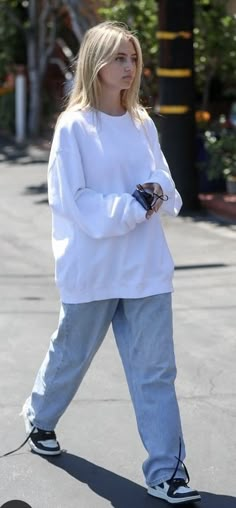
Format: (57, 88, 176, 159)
(132, 184, 168, 211)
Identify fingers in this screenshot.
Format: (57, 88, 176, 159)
(139, 182, 164, 218)
(152, 200, 163, 213)
(141, 182, 163, 195)
(153, 183, 162, 193)
(146, 209, 155, 219)
(146, 201, 162, 219)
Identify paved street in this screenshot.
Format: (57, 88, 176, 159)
(0, 156, 235, 508)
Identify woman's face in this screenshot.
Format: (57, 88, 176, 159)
(99, 38, 137, 92)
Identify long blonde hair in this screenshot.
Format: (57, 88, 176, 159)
(64, 21, 148, 122)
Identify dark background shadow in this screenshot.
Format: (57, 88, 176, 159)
(44, 452, 235, 508)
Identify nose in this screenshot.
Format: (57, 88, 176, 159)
(125, 58, 134, 72)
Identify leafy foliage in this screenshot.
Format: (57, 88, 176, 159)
(98, 0, 159, 107)
(0, 91, 15, 131)
(99, 0, 236, 108)
(1, 0, 236, 133)
(0, 1, 26, 83)
(204, 127, 236, 179)
(194, 0, 236, 104)
(99, 0, 158, 60)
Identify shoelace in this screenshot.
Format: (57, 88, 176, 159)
(0, 425, 57, 458)
(167, 478, 189, 496)
(0, 426, 37, 458)
(169, 437, 190, 485)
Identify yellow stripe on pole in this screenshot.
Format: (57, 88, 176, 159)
(157, 31, 192, 40)
(159, 105, 190, 114)
(156, 68, 192, 78)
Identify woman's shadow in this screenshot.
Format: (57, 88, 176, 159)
(45, 452, 235, 508)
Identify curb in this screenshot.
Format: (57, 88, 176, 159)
(199, 193, 236, 223)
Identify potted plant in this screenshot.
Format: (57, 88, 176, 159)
(204, 128, 236, 194)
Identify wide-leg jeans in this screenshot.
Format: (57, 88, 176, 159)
(25, 293, 186, 486)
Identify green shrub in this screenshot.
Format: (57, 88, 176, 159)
(0, 90, 15, 133)
(204, 128, 236, 179)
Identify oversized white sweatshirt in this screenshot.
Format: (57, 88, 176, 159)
(47, 109, 182, 303)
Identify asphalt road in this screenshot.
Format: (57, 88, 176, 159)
(0, 157, 235, 508)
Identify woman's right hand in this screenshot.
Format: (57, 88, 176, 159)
(146, 208, 155, 220)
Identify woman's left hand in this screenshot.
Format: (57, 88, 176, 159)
(141, 182, 164, 214)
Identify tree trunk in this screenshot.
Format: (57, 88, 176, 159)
(28, 67, 42, 138)
(27, 0, 41, 138)
(157, 0, 198, 211)
(27, 0, 58, 138)
(64, 1, 84, 43)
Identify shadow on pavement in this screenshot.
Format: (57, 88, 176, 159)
(175, 263, 227, 270)
(23, 183, 48, 205)
(24, 183, 48, 195)
(0, 145, 49, 164)
(0, 132, 50, 164)
(200, 492, 236, 507)
(43, 452, 236, 508)
(44, 452, 169, 507)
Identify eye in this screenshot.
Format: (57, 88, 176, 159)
(115, 56, 125, 62)
(132, 57, 137, 64)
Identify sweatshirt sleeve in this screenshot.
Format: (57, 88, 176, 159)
(48, 146, 146, 240)
(145, 118, 183, 216)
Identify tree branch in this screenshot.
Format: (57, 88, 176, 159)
(2, 4, 27, 39)
(39, 0, 51, 56)
(39, 0, 58, 79)
(61, 0, 85, 43)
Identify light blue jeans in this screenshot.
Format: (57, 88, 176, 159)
(25, 293, 186, 486)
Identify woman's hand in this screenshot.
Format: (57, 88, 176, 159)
(140, 182, 164, 218)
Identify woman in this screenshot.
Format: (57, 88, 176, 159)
(22, 21, 200, 505)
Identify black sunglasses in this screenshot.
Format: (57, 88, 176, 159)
(136, 184, 168, 210)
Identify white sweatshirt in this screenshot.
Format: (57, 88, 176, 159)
(47, 109, 182, 303)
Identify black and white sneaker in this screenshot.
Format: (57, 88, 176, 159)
(147, 438, 201, 504)
(27, 426, 61, 456)
(22, 404, 61, 456)
(1, 404, 61, 458)
(148, 478, 201, 504)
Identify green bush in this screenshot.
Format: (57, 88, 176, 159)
(0, 90, 15, 133)
(204, 128, 236, 180)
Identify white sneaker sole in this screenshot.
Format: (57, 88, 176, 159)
(147, 487, 201, 504)
(28, 438, 62, 456)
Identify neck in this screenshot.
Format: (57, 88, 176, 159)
(98, 90, 125, 116)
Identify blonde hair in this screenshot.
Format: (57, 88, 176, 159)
(64, 21, 148, 122)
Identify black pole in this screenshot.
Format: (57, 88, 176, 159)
(157, 0, 198, 211)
